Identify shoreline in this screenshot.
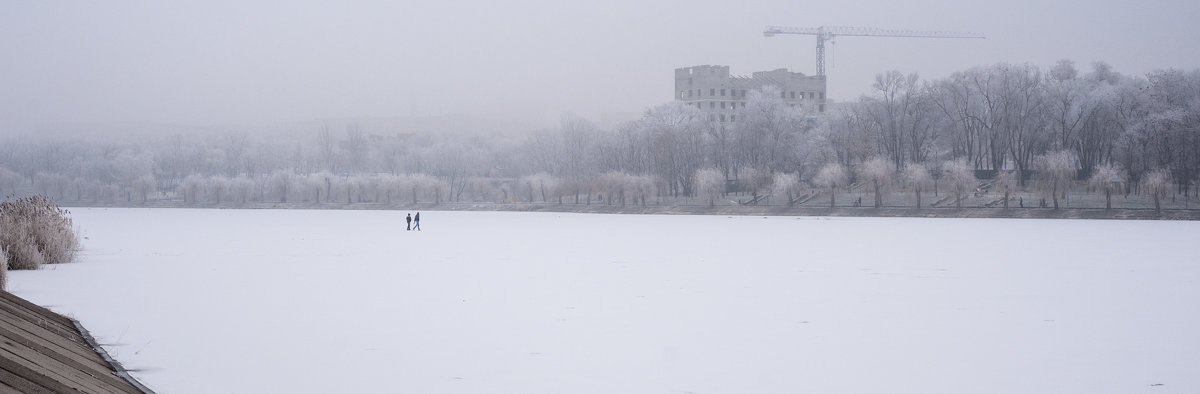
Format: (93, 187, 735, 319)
(61, 201, 1200, 221)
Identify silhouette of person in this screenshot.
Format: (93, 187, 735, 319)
(406, 213, 412, 231)
(413, 212, 421, 231)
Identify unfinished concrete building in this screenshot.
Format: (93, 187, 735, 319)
(674, 65, 826, 122)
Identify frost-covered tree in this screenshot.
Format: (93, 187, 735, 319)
(628, 175, 656, 206)
(519, 173, 559, 203)
(993, 171, 1018, 209)
(1141, 169, 1171, 214)
(694, 168, 725, 207)
(926, 74, 986, 169)
(929, 63, 1050, 176)
(427, 135, 490, 203)
(334, 176, 362, 204)
(636, 102, 706, 197)
(996, 63, 1050, 179)
(267, 170, 295, 203)
(407, 174, 439, 204)
(112, 150, 154, 201)
(902, 162, 932, 208)
(206, 176, 229, 205)
(376, 174, 400, 204)
(1034, 150, 1077, 209)
(132, 175, 156, 203)
(770, 172, 804, 207)
(361, 175, 386, 204)
(941, 158, 976, 209)
(1088, 163, 1125, 210)
(813, 162, 848, 208)
(812, 108, 873, 169)
(735, 86, 814, 175)
(181, 174, 205, 204)
(857, 71, 937, 168)
(307, 172, 334, 204)
(735, 167, 771, 202)
(856, 156, 895, 208)
(33, 173, 70, 201)
(596, 172, 628, 206)
(230, 176, 254, 205)
(1046, 59, 1088, 151)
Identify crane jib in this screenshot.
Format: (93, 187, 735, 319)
(763, 25, 986, 76)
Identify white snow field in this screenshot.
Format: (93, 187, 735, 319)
(8, 208, 1200, 393)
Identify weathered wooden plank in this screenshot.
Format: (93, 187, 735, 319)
(0, 309, 108, 366)
(0, 292, 75, 328)
(0, 366, 58, 394)
(0, 290, 152, 393)
(0, 324, 134, 391)
(0, 342, 126, 394)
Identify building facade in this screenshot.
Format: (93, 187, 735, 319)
(674, 65, 826, 122)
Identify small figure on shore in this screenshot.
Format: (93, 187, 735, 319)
(1019, 197, 1024, 208)
(406, 213, 412, 231)
(413, 212, 421, 231)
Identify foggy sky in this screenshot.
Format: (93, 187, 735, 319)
(3, 0, 1199, 133)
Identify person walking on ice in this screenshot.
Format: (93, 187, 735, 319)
(413, 212, 421, 231)
(405, 213, 412, 231)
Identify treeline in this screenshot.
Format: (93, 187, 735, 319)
(0, 61, 1196, 211)
(827, 61, 1198, 191)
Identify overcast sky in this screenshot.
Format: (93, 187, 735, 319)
(3, 0, 1198, 133)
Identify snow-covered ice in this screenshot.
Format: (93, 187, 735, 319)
(8, 208, 1200, 393)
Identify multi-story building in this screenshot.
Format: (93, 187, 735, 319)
(674, 65, 827, 122)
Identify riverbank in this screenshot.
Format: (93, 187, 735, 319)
(65, 199, 1200, 220)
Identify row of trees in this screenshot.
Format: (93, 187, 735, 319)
(4, 156, 1176, 213)
(0, 61, 1196, 212)
(827, 61, 1199, 192)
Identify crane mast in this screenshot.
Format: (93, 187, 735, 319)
(763, 25, 985, 77)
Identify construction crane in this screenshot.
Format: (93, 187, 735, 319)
(763, 26, 985, 77)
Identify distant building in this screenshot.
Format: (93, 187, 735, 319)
(674, 65, 827, 122)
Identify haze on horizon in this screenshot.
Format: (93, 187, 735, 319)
(3, 0, 1198, 134)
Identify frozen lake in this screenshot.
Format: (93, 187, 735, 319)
(8, 208, 1200, 393)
